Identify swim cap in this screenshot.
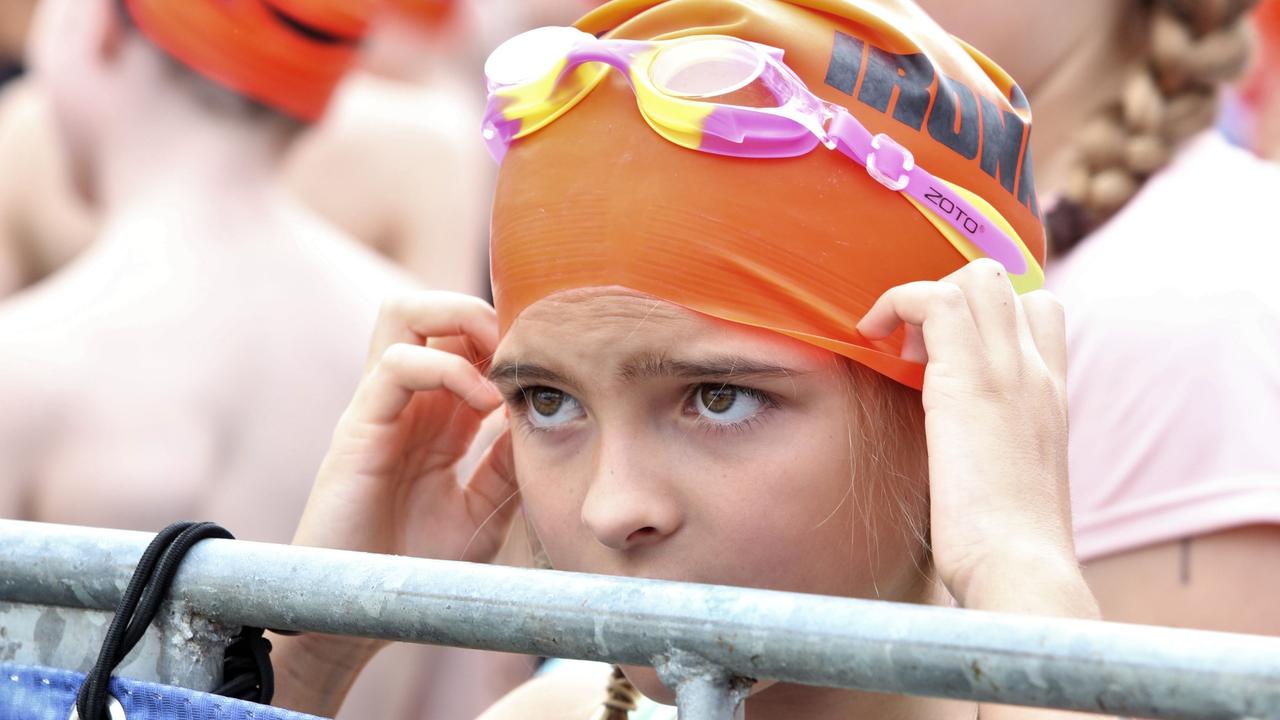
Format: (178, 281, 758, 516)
(122, 0, 374, 121)
(385, 0, 457, 29)
(490, 0, 1045, 389)
(1247, 0, 1280, 101)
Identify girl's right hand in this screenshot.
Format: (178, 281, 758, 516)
(293, 292, 519, 567)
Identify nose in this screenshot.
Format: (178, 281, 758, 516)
(580, 434, 684, 551)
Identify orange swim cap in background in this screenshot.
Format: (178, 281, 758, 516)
(385, 0, 457, 29)
(489, 0, 1046, 389)
(122, 0, 375, 121)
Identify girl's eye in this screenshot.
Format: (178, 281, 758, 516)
(524, 387, 584, 428)
(693, 384, 766, 424)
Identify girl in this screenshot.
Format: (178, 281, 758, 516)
(274, 1, 1105, 718)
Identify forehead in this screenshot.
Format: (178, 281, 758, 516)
(494, 287, 832, 374)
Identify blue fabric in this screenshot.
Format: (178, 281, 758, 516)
(0, 664, 326, 720)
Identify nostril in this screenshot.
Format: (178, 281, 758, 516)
(626, 526, 659, 545)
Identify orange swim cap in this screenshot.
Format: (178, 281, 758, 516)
(122, 0, 374, 121)
(490, 0, 1045, 389)
(385, 0, 457, 29)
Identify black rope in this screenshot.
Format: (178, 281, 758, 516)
(75, 521, 276, 719)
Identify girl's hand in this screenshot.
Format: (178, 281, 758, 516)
(858, 259, 1095, 618)
(294, 292, 519, 567)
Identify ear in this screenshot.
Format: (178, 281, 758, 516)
(93, 0, 129, 64)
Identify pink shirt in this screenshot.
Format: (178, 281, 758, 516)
(1047, 132, 1280, 563)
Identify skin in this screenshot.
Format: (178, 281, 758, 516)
(0, 0, 94, 297)
(0, 0, 36, 61)
(0, 3, 533, 718)
(275, 259, 1103, 719)
(0, 0, 572, 300)
(917, 0, 1280, 639)
(281, 6, 492, 297)
(281, 0, 598, 297)
(0, 78, 96, 297)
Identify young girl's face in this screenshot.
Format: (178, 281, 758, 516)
(490, 288, 930, 701)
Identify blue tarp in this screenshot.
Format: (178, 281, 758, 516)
(0, 664, 325, 720)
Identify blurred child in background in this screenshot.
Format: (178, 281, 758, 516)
(920, 0, 1280, 635)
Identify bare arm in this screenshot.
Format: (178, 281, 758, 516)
(858, 261, 1114, 720)
(1085, 525, 1280, 635)
(269, 632, 383, 718)
(966, 551, 1105, 720)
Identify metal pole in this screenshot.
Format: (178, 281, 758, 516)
(656, 649, 751, 720)
(3, 521, 1280, 720)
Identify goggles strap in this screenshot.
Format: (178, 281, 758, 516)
(828, 111, 1028, 274)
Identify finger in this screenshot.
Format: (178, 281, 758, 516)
(365, 293, 500, 372)
(900, 324, 927, 365)
(455, 405, 511, 480)
(464, 429, 519, 524)
(1021, 290, 1068, 384)
(940, 259, 1019, 353)
(857, 281, 983, 370)
(352, 343, 503, 424)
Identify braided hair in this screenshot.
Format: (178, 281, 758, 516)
(1046, 0, 1258, 254)
(593, 665, 641, 720)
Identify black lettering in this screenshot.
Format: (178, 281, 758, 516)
(824, 31, 864, 96)
(926, 76, 979, 159)
(1010, 83, 1030, 110)
(923, 187, 944, 205)
(1017, 141, 1040, 217)
(938, 196, 955, 215)
(964, 217, 979, 234)
(857, 48, 934, 131)
(978, 96, 1025, 194)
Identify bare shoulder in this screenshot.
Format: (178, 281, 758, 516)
(283, 75, 477, 219)
(477, 662, 614, 720)
(282, 205, 423, 301)
(0, 307, 63, 509)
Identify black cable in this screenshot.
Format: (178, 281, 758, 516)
(76, 521, 276, 719)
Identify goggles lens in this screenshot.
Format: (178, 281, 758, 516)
(649, 36, 765, 99)
(486, 25, 587, 87)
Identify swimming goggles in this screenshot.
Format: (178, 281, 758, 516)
(482, 26, 1040, 281)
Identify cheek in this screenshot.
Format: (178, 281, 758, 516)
(511, 436, 589, 566)
(693, 412, 919, 599)
(696, 422, 862, 591)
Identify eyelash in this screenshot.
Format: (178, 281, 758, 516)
(684, 384, 777, 435)
(503, 387, 563, 436)
(502, 384, 779, 435)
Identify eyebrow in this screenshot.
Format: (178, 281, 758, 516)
(620, 353, 803, 383)
(488, 354, 804, 389)
(487, 361, 582, 389)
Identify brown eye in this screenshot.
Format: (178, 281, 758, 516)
(699, 385, 737, 414)
(530, 388, 565, 416)
(524, 387, 582, 429)
(692, 384, 769, 426)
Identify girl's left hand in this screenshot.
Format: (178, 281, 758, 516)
(857, 259, 1095, 617)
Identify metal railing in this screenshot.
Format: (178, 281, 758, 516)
(2, 520, 1279, 720)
